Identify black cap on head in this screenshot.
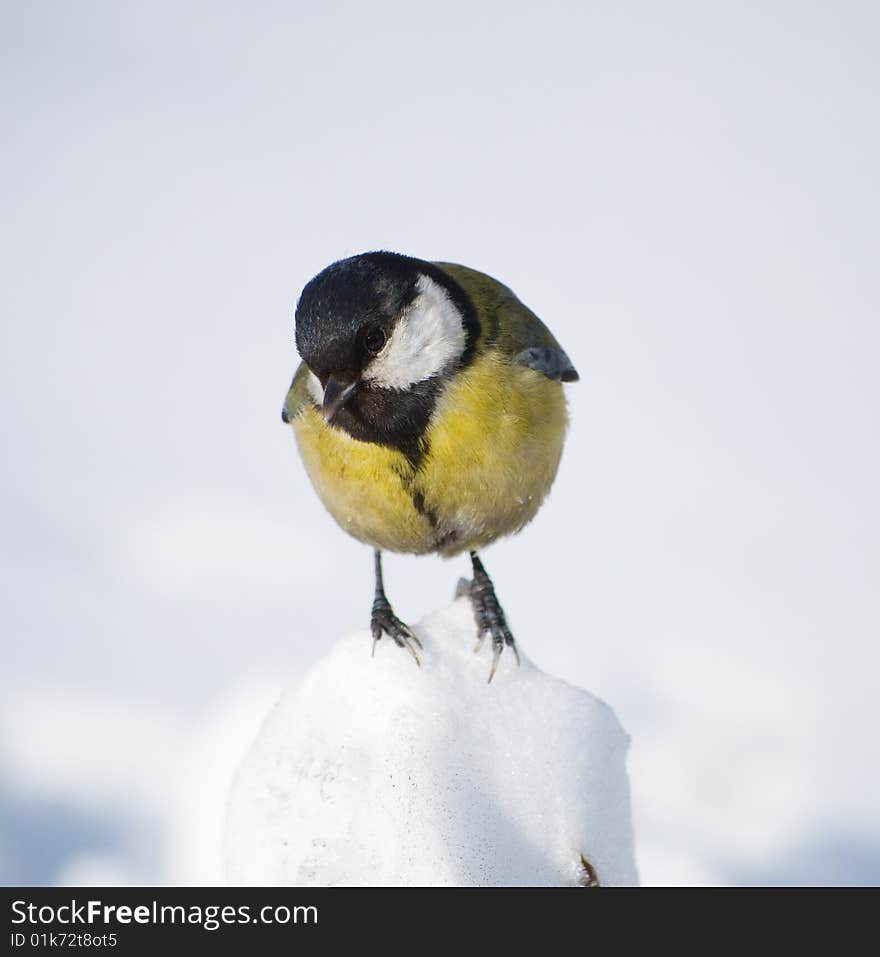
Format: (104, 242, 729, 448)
(291, 251, 479, 464)
(295, 252, 424, 383)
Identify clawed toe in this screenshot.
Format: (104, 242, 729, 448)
(366, 551, 518, 680)
(370, 551, 421, 667)
(467, 552, 519, 683)
(371, 601, 421, 666)
(483, 622, 520, 682)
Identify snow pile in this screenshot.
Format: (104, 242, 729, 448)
(225, 596, 638, 886)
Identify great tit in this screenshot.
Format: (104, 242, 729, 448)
(282, 251, 578, 681)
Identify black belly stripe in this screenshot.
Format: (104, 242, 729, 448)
(410, 488, 439, 529)
(389, 435, 461, 551)
(391, 450, 441, 531)
(411, 484, 458, 550)
(402, 435, 428, 472)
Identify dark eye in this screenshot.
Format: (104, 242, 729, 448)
(363, 325, 387, 354)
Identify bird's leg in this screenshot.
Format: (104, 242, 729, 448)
(468, 551, 520, 683)
(370, 550, 421, 665)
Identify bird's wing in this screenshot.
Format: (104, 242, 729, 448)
(282, 361, 316, 423)
(512, 342, 579, 382)
(433, 262, 579, 383)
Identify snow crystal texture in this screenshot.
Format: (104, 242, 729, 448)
(226, 597, 638, 886)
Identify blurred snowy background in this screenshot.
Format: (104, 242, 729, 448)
(2, 1, 878, 886)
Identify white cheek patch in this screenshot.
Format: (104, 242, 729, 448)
(307, 371, 323, 405)
(362, 274, 466, 390)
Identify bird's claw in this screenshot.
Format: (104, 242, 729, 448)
(483, 621, 519, 683)
(371, 597, 421, 666)
(467, 572, 519, 683)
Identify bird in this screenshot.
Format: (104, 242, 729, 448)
(282, 251, 578, 681)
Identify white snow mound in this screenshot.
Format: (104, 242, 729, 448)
(225, 597, 638, 886)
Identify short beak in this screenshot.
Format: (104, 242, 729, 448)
(322, 376, 358, 424)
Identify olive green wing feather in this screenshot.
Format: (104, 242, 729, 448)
(281, 361, 317, 424)
(434, 262, 579, 383)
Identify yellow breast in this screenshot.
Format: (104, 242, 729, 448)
(290, 352, 568, 556)
(292, 406, 434, 553)
(415, 352, 568, 555)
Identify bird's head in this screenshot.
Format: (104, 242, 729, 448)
(294, 251, 476, 456)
